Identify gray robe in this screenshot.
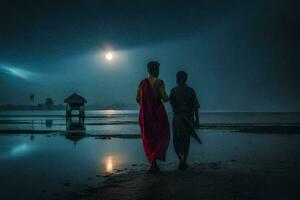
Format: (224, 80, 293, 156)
(169, 84, 200, 161)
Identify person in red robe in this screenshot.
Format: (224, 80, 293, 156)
(136, 61, 170, 173)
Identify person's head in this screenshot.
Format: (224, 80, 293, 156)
(176, 70, 188, 84)
(147, 61, 160, 77)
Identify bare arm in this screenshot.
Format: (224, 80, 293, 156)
(136, 90, 140, 104)
(136, 82, 141, 104)
(159, 81, 169, 102)
(159, 85, 169, 102)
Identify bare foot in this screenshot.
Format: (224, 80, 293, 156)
(179, 161, 188, 170)
(148, 159, 160, 173)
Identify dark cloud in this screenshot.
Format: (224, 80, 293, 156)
(0, 0, 236, 59)
(0, 0, 299, 111)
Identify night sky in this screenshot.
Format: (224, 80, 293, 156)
(0, 0, 299, 111)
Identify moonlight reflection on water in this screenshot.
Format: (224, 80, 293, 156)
(103, 154, 125, 173)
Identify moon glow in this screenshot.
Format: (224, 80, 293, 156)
(105, 52, 113, 60)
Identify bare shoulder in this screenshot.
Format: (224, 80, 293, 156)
(154, 78, 165, 87)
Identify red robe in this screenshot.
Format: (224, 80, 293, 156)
(137, 79, 170, 162)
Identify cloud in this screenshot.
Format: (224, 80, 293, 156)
(0, 65, 39, 81)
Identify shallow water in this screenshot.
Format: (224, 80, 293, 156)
(1, 110, 300, 134)
(0, 110, 139, 134)
(0, 110, 300, 199)
(1, 130, 300, 199)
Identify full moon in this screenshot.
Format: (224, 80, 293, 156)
(105, 52, 113, 60)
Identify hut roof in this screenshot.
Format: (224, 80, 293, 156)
(64, 93, 87, 104)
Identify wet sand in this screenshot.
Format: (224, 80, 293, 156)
(72, 161, 300, 200)
(1, 123, 300, 135)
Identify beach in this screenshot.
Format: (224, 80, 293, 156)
(76, 160, 300, 200)
(0, 110, 300, 199)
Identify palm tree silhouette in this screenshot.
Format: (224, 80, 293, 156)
(30, 94, 35, 132)
(30, 94, 35, 106)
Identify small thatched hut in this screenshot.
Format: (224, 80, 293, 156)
(64, 93, 87, 117)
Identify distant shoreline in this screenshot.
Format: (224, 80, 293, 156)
(0, 107, 299, 113)
(0, 104, 138, 111)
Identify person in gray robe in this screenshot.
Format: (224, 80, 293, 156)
(169, 71, 200, 170)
